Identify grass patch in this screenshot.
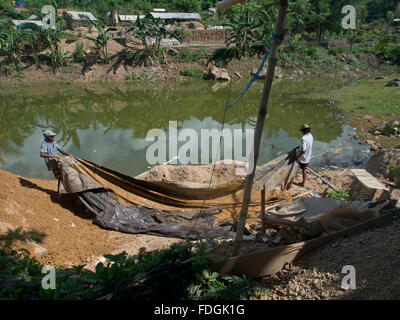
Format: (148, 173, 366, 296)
(176, 48, 206, 63)
(305, 79, 400, 116)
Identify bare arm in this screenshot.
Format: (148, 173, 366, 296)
(40, 152, 59, 159)
(58, 148, 71, 157)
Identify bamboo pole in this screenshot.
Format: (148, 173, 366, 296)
(261, 185, 266, 233)
(307, 168, 339, 192)
(217, 0, 245, 10)
(232, 0, 289, 256)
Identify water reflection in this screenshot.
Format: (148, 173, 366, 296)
(0, 79, 367, 179)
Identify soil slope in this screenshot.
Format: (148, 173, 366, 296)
(0, 169, 181, 268)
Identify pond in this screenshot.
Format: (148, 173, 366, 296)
(0, 78, 371, 179)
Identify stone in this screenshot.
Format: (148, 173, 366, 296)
(234, 71, 242, 79)
(385, 79, 400, 87)
(366, 149, 400, 179)
(390, 189, 400, 201)
(366, 140, 379, 151)
(34, 245, 49, 257)
(251, 68, 267, 80)
(375, 76, 385, 80)
(271, 229, 298, 244)
(208, 65, 230, 81)
(166, 48, 179, 56)
(350, 169, 390, 202)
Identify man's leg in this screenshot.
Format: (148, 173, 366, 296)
(299, 162, 309, 187)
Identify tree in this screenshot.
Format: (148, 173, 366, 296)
(287, 0, 312, 40)
(223, 8, 259, 58)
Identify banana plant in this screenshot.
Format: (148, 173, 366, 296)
(19, 22, 69, 71)
(0, 30, 26, 72)
(85, 18, 117, 64)
(223, 8, 259, 58)
(125, 14, 151, 53)
(126, 13, 183, 58)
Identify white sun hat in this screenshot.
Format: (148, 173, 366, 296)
(43, 129, 56, 137)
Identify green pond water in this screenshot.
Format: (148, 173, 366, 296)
(0, 78, 371, 180)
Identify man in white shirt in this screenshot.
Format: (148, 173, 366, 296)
(296, 124, 313, 187)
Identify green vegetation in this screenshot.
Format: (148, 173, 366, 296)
(383, 123, 400, 136)
(176, 47, 205, 63)
(0, 0, 399, 76)
(86, 19, 117, 64)
(328, 189, 351, 201)
(0, 241, 262, 300)
(389, 165, 400, 179)
(180, 66, 204, 79)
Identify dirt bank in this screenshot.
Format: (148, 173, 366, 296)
(0, 169, 181, 268)
(0, 38, 396, 85)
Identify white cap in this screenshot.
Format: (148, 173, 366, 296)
(43, 129, 56, 137)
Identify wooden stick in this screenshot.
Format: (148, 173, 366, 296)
(57, 178, 61, 197)
(232, 0, 289, 256)
(217, 0, 245, 10)
(261, 185, 266, 233)
(307, 167, 339, 192)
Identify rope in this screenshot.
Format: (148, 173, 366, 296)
(225, 34, 282, 110)
(185, 81, 233, 238)
(185, 34, 283, 238)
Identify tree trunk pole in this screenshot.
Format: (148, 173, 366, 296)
(232, 0, 289, 256)
(261, 185, 266, 233)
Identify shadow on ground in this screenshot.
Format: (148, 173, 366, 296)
(18, 178, 95, 220)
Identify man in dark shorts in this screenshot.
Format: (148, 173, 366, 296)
(296, 124, 313, 187)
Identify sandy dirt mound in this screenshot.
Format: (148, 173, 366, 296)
(136, 161, 246, 187)
(136, 161, 247, 185)
(0, 169, 181, 268)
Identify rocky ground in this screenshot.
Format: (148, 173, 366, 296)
(255, 216, 400, 300)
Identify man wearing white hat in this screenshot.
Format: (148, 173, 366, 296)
(296, 124, 313, 187)
(40, 129, 71, 178)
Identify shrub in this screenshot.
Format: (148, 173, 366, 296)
(389, 165, 400, 179)
(73, 42, 84, 64)
(177, 48, 205, 63)
(329, 47, 347, 56)
(382, 123, 400, 136)
(180, 67, 204, 79)
(209, 47, 238, 67)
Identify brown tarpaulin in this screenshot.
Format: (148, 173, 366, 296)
(57, 150, 298, 239)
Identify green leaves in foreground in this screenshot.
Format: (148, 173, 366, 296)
(328, 189, 351, 201)
(1, 240, 260, 300)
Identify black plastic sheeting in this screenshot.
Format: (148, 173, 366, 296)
(78, 188, 235, 240)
